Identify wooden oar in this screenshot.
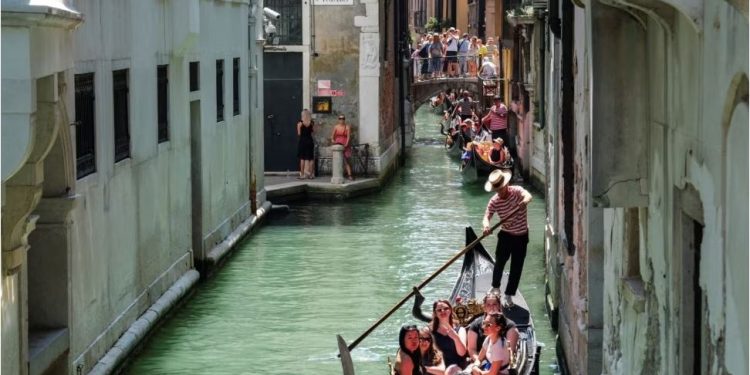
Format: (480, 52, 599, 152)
(338, 204, 523, 358)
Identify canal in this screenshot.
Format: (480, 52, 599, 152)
(126, 106, 557, 374)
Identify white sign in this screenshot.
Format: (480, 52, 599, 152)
(313, 0, 353, 5)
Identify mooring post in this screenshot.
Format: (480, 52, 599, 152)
(330, 144, 345, 184)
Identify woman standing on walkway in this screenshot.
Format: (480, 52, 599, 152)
(331, 114, 354, 181)
(297, 109, 315, 179)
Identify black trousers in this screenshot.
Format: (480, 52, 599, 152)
(491, 230, 529, 295)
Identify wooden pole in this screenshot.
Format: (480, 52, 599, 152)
(342, 205, 522, 353)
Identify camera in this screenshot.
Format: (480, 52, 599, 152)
(264, 22, 277, 39)
(263, 7, 281, 20)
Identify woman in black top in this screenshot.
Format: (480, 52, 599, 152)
(296, 109, 315, 179)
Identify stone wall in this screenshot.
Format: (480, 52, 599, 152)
(544, 0, 748, 374)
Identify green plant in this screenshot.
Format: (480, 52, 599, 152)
(425, 17, 441, 32)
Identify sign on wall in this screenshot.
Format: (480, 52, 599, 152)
(312, 0, 354, 4)
(313, 96, 332, 113)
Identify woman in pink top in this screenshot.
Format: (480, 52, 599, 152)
(330, 114, 353, 181)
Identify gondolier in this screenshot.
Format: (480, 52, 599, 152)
(482, 169, 532, 308)
(481, 96, 508, 146)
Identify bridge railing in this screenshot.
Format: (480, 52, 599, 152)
(408, 56, 503, 83)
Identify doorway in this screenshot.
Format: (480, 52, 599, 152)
(263, 52, 302, 172)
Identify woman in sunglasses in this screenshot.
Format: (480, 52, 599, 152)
(330, 114, 354, 181)
(418, 326, 446, 375)
(429, 300, 468, 374)
(468, 312, 512, 375)
(393, 324, 425, 375)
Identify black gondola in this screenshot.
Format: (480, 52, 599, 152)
(412, 227, 540, 375)
(459, 143, 513, 183)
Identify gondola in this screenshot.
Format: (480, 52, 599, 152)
(440, 120, 465, 157)
(412, 227, 540, 375)
(459, 142, 513, 183)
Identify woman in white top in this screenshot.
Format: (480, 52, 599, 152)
(469, 313, 511, 375)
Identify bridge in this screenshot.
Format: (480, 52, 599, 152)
(409, 76, 505, 113)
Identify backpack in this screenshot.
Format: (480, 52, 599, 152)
(418, 44, 429, 58)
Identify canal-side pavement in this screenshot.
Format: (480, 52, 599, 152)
(265, 173, 382, 202)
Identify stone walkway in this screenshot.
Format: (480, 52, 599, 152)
(265, 173, 381, 202)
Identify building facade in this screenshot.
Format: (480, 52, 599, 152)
(542, 0, 748, 374)
(1, 1, 267, 374)
(262, 0, 406, 178)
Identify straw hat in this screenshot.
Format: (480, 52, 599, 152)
(484, 169, 512, 192)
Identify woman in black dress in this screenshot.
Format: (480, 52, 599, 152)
(297, 109, 315, 179)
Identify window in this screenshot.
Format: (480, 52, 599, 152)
(190, 61, 200, 92)
(113, 69, 130, 162)
(623, 208, 641, 278)
(233, 58, 240, 116)
(216, 59, 224, 122)
(264, 0, 302, 45)
(75, 73, 96, 178)
(157, 65, 169, 142)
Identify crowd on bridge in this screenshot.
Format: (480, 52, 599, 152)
(410, 27, 501, 81)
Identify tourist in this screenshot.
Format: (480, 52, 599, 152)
(479, 57, 497, 80)
(482, 170, 532, 308)
(393, 324, 425, 375)
(418, 326, 446, 375)
(296, 109, 315, 179)
(430, 299, 468, 374)
(466, 291, 519, 364)
(468, 37, 479, 77)
(429, 33, 443, 78)
(330, 114, 353, 181)
(445, 28, 459, 77)
(468, 312, 514, 375)
(470, 121, 492, 143)
(458, 33, 471, 76)
(488, 138, 512, 168)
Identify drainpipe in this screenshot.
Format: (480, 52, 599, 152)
(398, 1, 409, 165)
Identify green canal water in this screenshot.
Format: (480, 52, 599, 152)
(126, 106, 558, 375)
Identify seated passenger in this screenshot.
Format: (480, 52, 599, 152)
(468, 313, 515, 375)
(470, 120, 492, 143)
(430, 300, 469, 375)
(418, 326, 447, 375)
(461, 141, 478, 169)
(467, 291, 519, 365)
(393, 324, 425, 375)
(488, 138, 512, 168)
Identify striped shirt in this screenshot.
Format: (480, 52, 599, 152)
(484, 105, 508, 131)
(485, 186, 529, 235)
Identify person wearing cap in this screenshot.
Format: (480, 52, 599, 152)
(488, 137, 512, 168)
(482, 96, 509, 145)
(457, 33, 471, 76)
(445, 28, 459, 77)
(482, 169, 532, 307)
